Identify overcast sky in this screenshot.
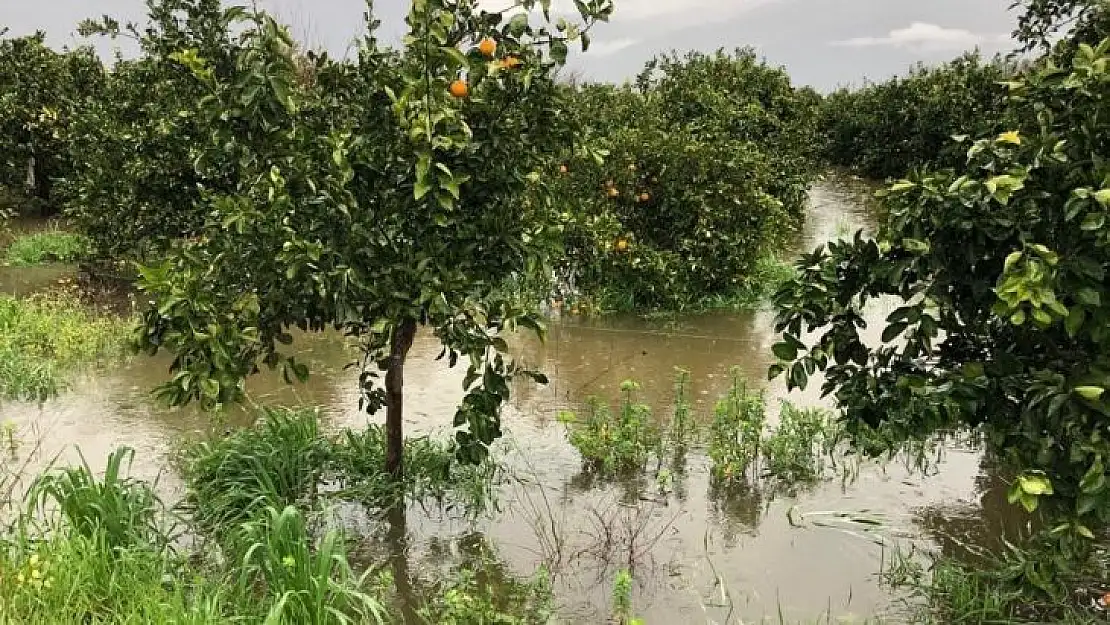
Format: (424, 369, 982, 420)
(2, 0, 1020, 90)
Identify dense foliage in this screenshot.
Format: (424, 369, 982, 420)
(0, 30, 102, 215)
(820, 53, 1015, 179)
(130, 0, 611, 477)
(61, 0, 244, 261)
(772, 39, 1110, 594)
(556, 49, 819, 310)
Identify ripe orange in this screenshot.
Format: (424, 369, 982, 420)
(478, 37, 497, 58)
(449, 80, 469, 98)
(500, 56, 523, 69)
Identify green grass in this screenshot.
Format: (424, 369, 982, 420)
(881, 546, 1109, 624)
(3, 229, 89, 266)
(0, 292, 132, 401)
(181, 407, 503, 536)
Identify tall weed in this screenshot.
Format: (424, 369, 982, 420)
(559, 380, 662, 475)
(27, 447, 163, 551)
(708, 371, 765, 486)
(230, 505, 385, 625)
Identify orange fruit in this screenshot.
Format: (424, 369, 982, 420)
(500, 56, 523, 69)
(449, 80, 469, 98)
(639, 193, 651, 202)
(478, 37, 497, 58)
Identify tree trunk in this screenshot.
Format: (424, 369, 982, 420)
(385, 318, 417, 480)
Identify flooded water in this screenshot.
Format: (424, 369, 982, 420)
(0, 173, 1024, 623)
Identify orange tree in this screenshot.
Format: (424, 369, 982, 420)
(0, 30, 102, 215)
(556, 49, 819, 311)
(61, 0, 244, 261)
(134, 0, 611, 478)
(772, 40, 1110, 597)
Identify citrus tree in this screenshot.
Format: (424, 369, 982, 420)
(771, 39, 1110, 593)
(0, 30, 102, 215)
(61, 0, 243, 261)
(557, 49, 818, 310)
(820, 53, 1015, 179)
(134, 0, 612, 478)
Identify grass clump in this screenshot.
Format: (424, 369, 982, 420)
(181, 407, 502, 535)
(228, 505, 386, 624)
(3, 229, 89, 266)
(0, 292, 131, 401)
(3, 444, 385, 625)
(181, 407, 331, 533)
(28, 447, 164, 551)
(882, 546, 1110, 624)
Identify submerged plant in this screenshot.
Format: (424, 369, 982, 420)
(667, 367, 697, 453)
(611, 568, 643, 625)
(559, 380, 662, 475)
(708, 371, 765, 486)
(762, 402, 834, 484)
(0, 293, 131, 401)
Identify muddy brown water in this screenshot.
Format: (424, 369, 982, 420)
(0, 173, 1027, 623)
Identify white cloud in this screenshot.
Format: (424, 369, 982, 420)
(584, 37, 639, 56)
(832, 22, 1008, 51)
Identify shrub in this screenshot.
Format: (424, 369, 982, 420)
(0, 30, 103, 215)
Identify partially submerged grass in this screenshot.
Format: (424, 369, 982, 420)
(881, 545, 1110, 624)
(181, 407, 503, 537)
(3, 228, 89, 266)
(0, 292, 132, 401)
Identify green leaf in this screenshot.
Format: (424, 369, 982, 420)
(414, 177, 432, 201)
(771, 342, 797, 361)
(1081, 212, 1105, 231)
(881, 322, 908, 343)
(508, 14, 529, 37)
(1017, 473, 1053, 496)
(1075, 386, 1105, 401)
(1095, 189, 1110, 207)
